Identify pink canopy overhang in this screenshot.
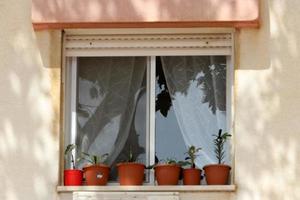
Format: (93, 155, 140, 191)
(32, 0, 259, 30)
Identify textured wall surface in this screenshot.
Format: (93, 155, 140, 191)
(0, 0, 300, 200)
(236, 0, 300, 199)
(31, 0, 259, 23)
(0, 0, 61, 199)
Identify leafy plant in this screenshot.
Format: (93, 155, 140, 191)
(146, 158, 188, 169)
(65, 144, 109, 168)
(64, 144, 77, 169)
(80, 152, 109, 165)
(121, 146, 141, 163)
(184, 145, 201, 168)
(163, 158, 178, 165)
(213, 129, 231, 164)
(127, 147, 135, 162)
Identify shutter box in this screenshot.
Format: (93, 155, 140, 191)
(64, 29, 233, 57)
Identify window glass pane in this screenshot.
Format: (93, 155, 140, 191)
(76, 57, 147, 181)
(155, 56, 228, 167)
(155, 57, 186, 162)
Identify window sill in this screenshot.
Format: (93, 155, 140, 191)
(57, 185, 236, 193)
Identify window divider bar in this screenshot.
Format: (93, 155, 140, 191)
(149, 56, 156, 184)
(226, 32, 235, 184)
(229, 32, 235, 185)
(70, 57, 78, 146)
(145, 57, 151, 182)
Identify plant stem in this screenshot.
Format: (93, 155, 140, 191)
(71, 154, 75, 169)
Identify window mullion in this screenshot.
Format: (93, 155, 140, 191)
(227, 54, 235, 184)
(70, 57, 78, 146)
(149, 56, 156, 184)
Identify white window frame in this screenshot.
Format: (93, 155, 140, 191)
(62, 28, 235, 185)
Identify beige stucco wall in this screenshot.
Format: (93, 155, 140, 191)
(0, 1, 61, 200)
(0, 0, 300, 200)
(235, 0, 300, 199)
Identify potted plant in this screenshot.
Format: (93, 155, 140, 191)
(203, 129, 232, 185)
(153, 158, 183, 185)
(81, 152, 110, 185)
(182, 145, 202, 185)
(64, 144, 83, 186)
(117, 148, 145, 185)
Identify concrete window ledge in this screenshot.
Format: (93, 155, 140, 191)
(57, 185, 236, 193)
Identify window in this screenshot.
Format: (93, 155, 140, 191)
(63, 30, 234, 184)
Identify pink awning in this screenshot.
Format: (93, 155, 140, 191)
(32, 0, 259, 30)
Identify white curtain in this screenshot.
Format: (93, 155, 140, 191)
(76, 57, 146, 166)
(161, 56, 229, 167)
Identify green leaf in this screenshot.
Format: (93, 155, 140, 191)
(92, 155, 98, 164)
(178, 161, 191, 167)
(100, 153, 109, 162)
(79, 152, 109, 165)
(145, 164, 155, 169)
(165, 158, 177, 164)
(76, 157, 83, 163)
(185, 157, 191, 160)
(80, 152, 94, 164)
(64, 144, 75, 156)
(82, 152, 90, 157)
(196, 148, 202, 152)
(213, 130, 231, 164)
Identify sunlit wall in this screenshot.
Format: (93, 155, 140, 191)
(236, 0, 300, 199)
(0, 1, 61, 199)
(0, 0, 299, 200)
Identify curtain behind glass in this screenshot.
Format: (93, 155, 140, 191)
(160, 56, 229, 167)
(76, 57, 147, 173)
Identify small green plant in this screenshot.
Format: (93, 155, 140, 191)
(213, 129, 231, 164)
(147, 158, 187, 169)
(184, 145, 201, 168)
(163, 158, 178, 165)
(65, 144, 109, 168)
(64, 144, 77, 169)
(127, 147, 136, 162)
(80, 152, 109, 165)
(121, 146, 138, 163)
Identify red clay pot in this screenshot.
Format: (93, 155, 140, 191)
(203, 164, 231, 185)
(64, 169, 83, 186)
(83, 164, 110, 185)
(183, 168, 201, 185)
(154, 164, 181, 185)
(117, 163, 145, 185)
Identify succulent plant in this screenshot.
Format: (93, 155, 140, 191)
(80, 152, 109, 165)
(64, 144, 77, 169)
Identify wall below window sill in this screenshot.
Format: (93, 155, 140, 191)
(57, 185, 236, 193)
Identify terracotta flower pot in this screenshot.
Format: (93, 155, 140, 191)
(83, 164, 110, 185)
(154, 164, 181, 185)
(183, 168, 201, 185)
(117, 162, 145, 185)
(203, 164, 231, 185)
(64, 169, 83, 186)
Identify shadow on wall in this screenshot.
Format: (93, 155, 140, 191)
(0, 1, 60, 200)
(236, 0, 300, 200)
(1, 0, 300, 200)
(31, 0, 258, 22)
